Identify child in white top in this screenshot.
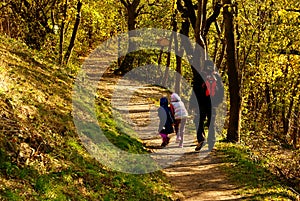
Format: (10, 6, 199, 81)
(170, 93, 188, 148)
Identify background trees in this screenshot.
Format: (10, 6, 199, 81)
(0, 0, 299, 190)
(1, 0, 299, 146)
(236, 0, 300, 146)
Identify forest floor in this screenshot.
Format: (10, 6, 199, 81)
(93, 67, 243, 200)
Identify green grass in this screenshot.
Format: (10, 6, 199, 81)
(216, 142, 299, 201)
(0, 34, 175, 200)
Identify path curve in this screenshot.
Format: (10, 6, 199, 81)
(85, 63, 242, 200)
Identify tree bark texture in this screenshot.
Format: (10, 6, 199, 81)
(116, 0, 140, 74)
(223, 0, 241, 142)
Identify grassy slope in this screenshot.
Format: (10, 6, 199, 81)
(216, 143, 299, 201)
(0, 35, 174, 201)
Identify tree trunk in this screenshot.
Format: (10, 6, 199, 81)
(265, 82, 274, 131)
(127, 5, 137, 50)
(294, 102, 300, 148)
(115, 0, 140, 75)
(59, 0, 68, 65)
(194, 0, 207, 67)
(162, 32, 174, 86)
(223, 0, 241, 142)
(286, 76, 300, 137)
(64, 1, 82, 65)
(174, 30, 184, 94)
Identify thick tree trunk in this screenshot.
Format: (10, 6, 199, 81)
(115, 0, 140, 75)
(223, 0, 241, 142)
(127, 5, 137, 50)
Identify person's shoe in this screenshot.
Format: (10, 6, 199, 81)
(178, 143, 183, 148)
(195, 141, 204, 151)
(161, 141, 167, 147)
(166, 137, 170, 145)
(208, 146, 214, 151)
(176, 136, 181, 142)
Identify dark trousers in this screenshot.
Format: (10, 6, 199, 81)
(195, 106, 216, 149)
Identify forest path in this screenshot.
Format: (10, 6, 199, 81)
(84, 60, 242, 200)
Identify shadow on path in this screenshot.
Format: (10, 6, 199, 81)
(93, 69, 242, 200)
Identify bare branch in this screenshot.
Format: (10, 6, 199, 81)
(279, 49, 300, 55)
(176, 0, 184, 12)
(44, 0, 57, 15)
(203, 2, 222, 37)
(0, 2, 11, 11)
(214, 21, 221, 35)
(119, 0, 128, 8)
(182, 0, 196, 30)
(132, 0, 140, 9)
(286, 9, 300, 13)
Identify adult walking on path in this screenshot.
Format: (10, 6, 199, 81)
(191, 60, 224, 151)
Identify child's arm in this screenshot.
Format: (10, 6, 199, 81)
(157, 107, 165, 132)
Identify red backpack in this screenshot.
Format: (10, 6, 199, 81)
(202, 73, 217, 97)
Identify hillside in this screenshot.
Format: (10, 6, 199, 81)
(0, 35, 174, 200)
(1, 34, 299, 201)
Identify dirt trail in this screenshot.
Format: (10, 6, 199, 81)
(82, 57, 242, 200)
(163, 151, 242, 201)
